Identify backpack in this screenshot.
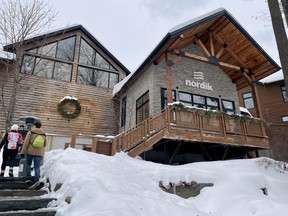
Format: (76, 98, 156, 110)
(31, 132, 46, 148)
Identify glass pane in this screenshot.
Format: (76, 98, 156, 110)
(77, 66, 94, 85)
(136, 98, 143, 109)
(56, 36, 75, 61)
(79, 39, 95, 66)
(281, 86, 288, 102)
(38, 43, 57, 57)
(136, 107, 143, 124)
(222, 100, 233, 109)
(96, 52, 110, 69)
(27, 48, 37, 53)
(193, 95, 205, 105)
(282, 116, 288, 122)
(34, 58, 54, 78)
(21, 55, 35, 74)
(109, 73, 119, 89)
(243, 92, 252, 99)
(244, 98, 254, 109)
(54, 62, 72, 82)
(179, 92, 192, 102)
(207, 97, 219, 107)
(95, 70, 108, 88)
(143, 92, 149, 103)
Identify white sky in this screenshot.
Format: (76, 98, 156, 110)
(51, 0, 282, 76)
(38, 148, 288, 216)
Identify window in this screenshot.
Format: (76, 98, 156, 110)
(56, 37, 75, 61)
(77, 66, 118, 89)
(243, 92, 254, 109)
(222, 100, 235, 114)
(136, 91, 149, 124)
(21, 36, 76, 82)
(178, 91, 219, 110)
(79, 38, 117, 71)
(282, 115, 288, 122)
(121, 97, 127, 127)
(161, 88, 176, 109)
(281, 86, 288, 102)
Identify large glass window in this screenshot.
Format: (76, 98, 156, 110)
(243, 92, 254, 109)
(21, 36, 76, 82)
(136, 91, 149, 124)
(121, 96, 127, 127)
(56, 37, 75, 61)
(79, 38, 117, 71)
(281, 86, 288, 102)
(179, 92, 192, 107)
(77, 66, 118, 89)
(161, 88, 176, 109)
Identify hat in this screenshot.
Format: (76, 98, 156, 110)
(10, 124, 19, 131)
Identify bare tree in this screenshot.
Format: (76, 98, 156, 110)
(267, 0, 288, 93)
(0, 0, 57, 131)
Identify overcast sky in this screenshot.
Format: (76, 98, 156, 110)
(51, 0, 282, 79)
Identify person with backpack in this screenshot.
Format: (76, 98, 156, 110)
(21, 121, 46, 186)
(0, 124, 23, 177)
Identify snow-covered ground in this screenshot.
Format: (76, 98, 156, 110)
(34, 148, 288, 216)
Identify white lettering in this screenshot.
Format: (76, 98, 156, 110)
(184, 79, 213, 91)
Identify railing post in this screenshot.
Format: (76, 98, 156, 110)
(70, 134, 76, 148)
(91, 137, 98, 153)
(111, 139, 117, 155)
(167, 106, 171, 132)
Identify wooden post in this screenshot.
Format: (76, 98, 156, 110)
(251, 78, 263, 118)
(111, 139, 117, 156)
(70, 134, 76, 148)
(165, 52, 173, 104)
(91, 137, 98, 153)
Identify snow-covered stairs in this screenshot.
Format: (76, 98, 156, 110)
(0, 177, 56, 216)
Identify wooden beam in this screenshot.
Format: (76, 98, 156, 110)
(195, 35, 211, 57)
(165, 52, 173, 104)
(216, 46, 225, 59)
(209, 31, 215, 56)
(251, 75, 263, 118)
(211, 31, 250, 68)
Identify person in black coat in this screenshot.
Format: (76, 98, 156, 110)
(0, 124, 23, 177)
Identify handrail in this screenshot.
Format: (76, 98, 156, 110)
(113, 107, 269, 154)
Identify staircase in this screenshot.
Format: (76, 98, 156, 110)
(0, 177, 56, 216)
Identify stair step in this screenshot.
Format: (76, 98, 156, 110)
(0, 177, 27, 182)
(0, 182, 30, 190)
(0, 209, 56, 216)
(0, 198, 55, 212)
(0, 189, 47, 197)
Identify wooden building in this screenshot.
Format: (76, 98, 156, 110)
(0, 9, 281, 164)
(238, 78, 288, 162)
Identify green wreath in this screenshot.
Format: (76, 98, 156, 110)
(57, 96, 81, 119)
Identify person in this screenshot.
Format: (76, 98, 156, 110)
(21, 121, 46, 187)
(0, 124, 23, 177)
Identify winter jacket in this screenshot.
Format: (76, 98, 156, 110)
(0, 130, 23, 151)
(21, 128, 46, 157)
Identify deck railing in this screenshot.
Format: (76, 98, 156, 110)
(113, 106, 269, 155)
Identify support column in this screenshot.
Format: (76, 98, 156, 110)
(165, 52, 173, 104)
(251, 81, 263, 118)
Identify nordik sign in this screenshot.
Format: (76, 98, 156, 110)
(185, 71, 213, 91)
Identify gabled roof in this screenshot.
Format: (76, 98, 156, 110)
(114, 8, 281, 95)
(3, 25, 130, 75)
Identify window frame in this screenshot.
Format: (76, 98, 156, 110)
(161, 88, 176, 109)
(242, 92, 255, 109)
(221, 99, 236, 114)
(136, 91, 149, 124)
(121, 96, 127, 127)
(281, 115, 288, 122)
(280, 85, 288, 102)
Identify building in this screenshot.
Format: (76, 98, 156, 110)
(0, 8, 281, 164)
(238, 78, 288, 162)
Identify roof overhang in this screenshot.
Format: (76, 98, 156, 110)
(117, 8, 280, 94)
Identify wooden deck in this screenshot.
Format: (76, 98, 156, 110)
(113, 106, 269, 157)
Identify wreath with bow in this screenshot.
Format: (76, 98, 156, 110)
(57, 96, 81, 119)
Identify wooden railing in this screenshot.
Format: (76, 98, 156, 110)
(113, 106, 269, 156)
